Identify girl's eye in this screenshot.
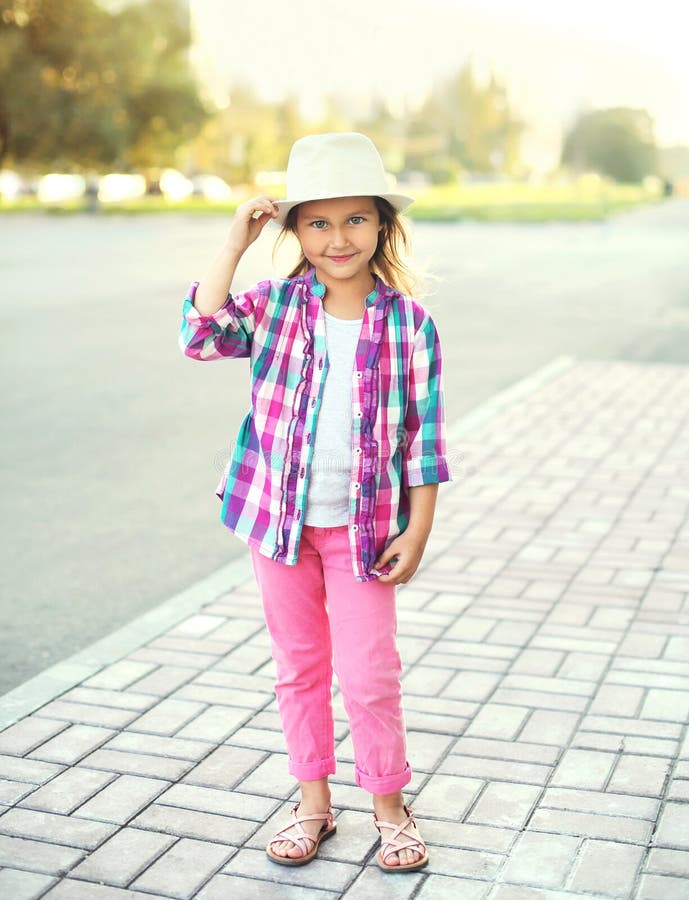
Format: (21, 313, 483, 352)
(311, 220, 327, 229)
(349, 216, 365, 224)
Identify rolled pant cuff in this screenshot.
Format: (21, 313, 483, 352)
(288, 755, 337, 781)
(355, 761, 412, 794)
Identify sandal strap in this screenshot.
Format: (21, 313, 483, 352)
(374, 809, 427, 863)
(268, 804, 334, 855)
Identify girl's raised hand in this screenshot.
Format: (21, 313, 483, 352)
(225, 194, 280, 254)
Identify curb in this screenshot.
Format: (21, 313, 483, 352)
(0, 354, 576, 730)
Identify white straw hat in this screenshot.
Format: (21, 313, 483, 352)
(273, 132, 415, 226)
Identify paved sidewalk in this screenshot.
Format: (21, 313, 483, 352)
(1, 357, 688, 900)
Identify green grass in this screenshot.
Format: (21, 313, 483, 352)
(0, 178, 664, 221)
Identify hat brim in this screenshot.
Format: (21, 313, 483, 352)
(270, 192, 415, 227)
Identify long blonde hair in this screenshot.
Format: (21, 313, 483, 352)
(272, 197, 424, 298)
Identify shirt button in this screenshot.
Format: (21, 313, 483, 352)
(355, 448, 362, 454)
(355, 482, 361, 490)
(311, 398, 316, 407)
(356, 371, 362, 379)
(299, 467, 305, 478)
(356, 411, 363, 418)
(318, 359, 324, 369)
(352, 524, 359, 532)
(306, 432, 312, 443)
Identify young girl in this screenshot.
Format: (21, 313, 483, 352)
(179, 132, 450, 872)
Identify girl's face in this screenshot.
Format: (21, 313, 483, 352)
(294, 196, 381, 288)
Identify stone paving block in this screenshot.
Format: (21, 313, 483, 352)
(222, 845, 358, 892)
(403, 707, 469, 734)
(17, 766, 115, 814)
(201, 875, 334, 899)
(635, 873, 689, 899)
(212, 643, 273, 674)
(518, 710, 580, 746)
(607, 754, 672, 796)
(501, 673, 597, 697)
(492, 688, 588, 713)
(42, 881, 165, 899)
(491, 886, 594, 899)
(83, 660, 157, 691)
(557, 652, 610, 680)
(442, 671, 502, 702)
(400, 666, 455, 695)
(0, 717, 67, 756)
(126, 697, 207, 736)
(128, 647, 213, 669)
(550, 748, 617, 790)
(640, 689, 689, 723)
(667, 778, 689, 801)
(443, 616, 499, 642)
(168, 614, 228, 638)
(0, 807, 116, 849)
(618, 633, 668, 658)
(226, 725, 289, 754)
(420, 843, 503, 879)
(130, 836, 233, 897)
(0, 833, 85, 875)
(234, 753, 294, 799)
(69, 826, 175, 886)
(645, 847, 689, 876)
(421, 819, 516, 853)
(653, 802, 689, 849)
(33, 701, 140, 729)
(454, 737, 560, 766)
(155, 782, 277, 820)
(542, 786, 659, 821)
(73, 774, 169, 824)
(132, 802, 256, 846)
(173, 683, 273, 710)
(60, 687, 157, 713)
(463, 704, 530, 740)
(342, 863, 426, 898)
(528, 808, 652, 844)
(487, 621, 540, 646)
(568, 839, 644, 897)
(466, 782, 541, 829)
(441, 754, 552, 785)
(510, 649, 564, 676)
(174, 705, 252, 743)
(665, 635, 689, 660)
(28, 725, 116, 765)
(589, 684, 645, 717)
(0, 868, 56, 900)
(412, 774, 484, 821)
(127, 665, 197, 696)
(78, 748, 195, 781)
(103, 731, 210, 761)
(182, 744, 266, 790)
(498, 830, 581, 888)
(581, 714, 683, 740)
(0, 778, 33, 805)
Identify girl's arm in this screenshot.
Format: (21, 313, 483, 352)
(194, 195, 279, 315)
(179, 195, 279, 361)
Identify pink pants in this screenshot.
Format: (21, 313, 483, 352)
(249, 524, 412, 794)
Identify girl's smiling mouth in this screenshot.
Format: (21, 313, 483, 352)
(328, 254, 354, 263)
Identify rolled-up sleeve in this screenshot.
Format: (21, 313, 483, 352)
(401, 310, 452, 487)
(178, 279, 260, 360)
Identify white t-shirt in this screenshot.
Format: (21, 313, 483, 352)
(304, 310, 362, 526)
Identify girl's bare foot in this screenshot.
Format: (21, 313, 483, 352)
(373, 792, 428, 869)
(270, 778, 332, 860)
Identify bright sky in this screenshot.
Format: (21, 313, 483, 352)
(189, 0, 689, 171)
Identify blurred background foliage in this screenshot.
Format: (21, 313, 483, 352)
(0, 0, 684, 210)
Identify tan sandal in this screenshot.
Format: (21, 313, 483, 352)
(373, 805, 429, 872)
(266, 801, 337, 866)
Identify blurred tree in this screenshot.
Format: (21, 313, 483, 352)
(0, 0, 208, 170)
(372, 62, 524, 182)
(562, 107, 658, 182)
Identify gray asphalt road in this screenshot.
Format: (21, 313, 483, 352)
(2, 200, 688, 693)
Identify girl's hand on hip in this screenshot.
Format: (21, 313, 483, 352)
(225, 194, 280, 254)
(373, 531, 427, 584)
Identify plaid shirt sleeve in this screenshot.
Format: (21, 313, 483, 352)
(402, 308, 451, 487)
(178, 280, 261, 360)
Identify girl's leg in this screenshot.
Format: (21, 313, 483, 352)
(249, 528, 336, 859)
(318, 526, 423, 865)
